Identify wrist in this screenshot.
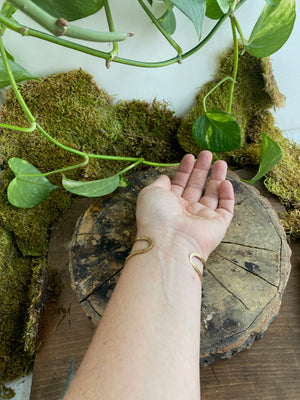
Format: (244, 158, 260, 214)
(135, 228, 208, 261)
(127, 233, 205, 288)
(133, 229, 207, 277)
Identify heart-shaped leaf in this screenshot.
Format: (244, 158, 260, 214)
(7, 158, 58, 208)
(247, 0, 296, 57)
(192, 110, 242, 152)
(62, 174, 120, 197)
(169, 0, 206, 39)
(246, 133, 282, 184)
(0, 57, 37, 88)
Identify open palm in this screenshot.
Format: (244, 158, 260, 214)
(136, 151, 235, 260)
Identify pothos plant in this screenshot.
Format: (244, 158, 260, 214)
(0, 0, 296, 208)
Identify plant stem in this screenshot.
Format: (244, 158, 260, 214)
(232, 15, 247, 46)
(36, 124, 89, 160)
(0, 0, 249, 68)
(142, 160, 180, 167)
(227, 16, 239, 114)
(119, 159, 144, 175)
(103, 0, 119, 61)
(0, 121, 36, 132)
(202, 76, 235, 113)
(0, 36, 35, 123)
(88, 153, 140, 162)
(8, 0, 129, 42)
(21, 156, 89, 178)
(137, 0, 182, 58)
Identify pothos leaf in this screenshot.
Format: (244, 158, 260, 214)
(247, 0, 296, 57)
(0, 57, 38, 88)
(169, 0, 206, 39)
(192, 110, 242, 152)
(247, 133, 282, 184)
(62, 174, 120, 197)
(7, 158, 58, 208)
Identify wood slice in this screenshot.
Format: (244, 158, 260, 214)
(69, 167, 291, 366)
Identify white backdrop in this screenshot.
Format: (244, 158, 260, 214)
(2, 0, 300, 139)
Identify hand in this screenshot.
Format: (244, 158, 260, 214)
(136, 151, 234, 260)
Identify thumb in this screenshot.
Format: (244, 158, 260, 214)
(150, 174, 171, 190)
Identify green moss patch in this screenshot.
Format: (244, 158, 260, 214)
(0, 226, 35, 381)
(115, 99, 183, 162)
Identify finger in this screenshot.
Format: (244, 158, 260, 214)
(171, 153, 195, 197)
(200, 160, 228, 210)
(182, 150, 213, 202)
(216, 180, 235, 227)
(149, 174, 171, 190)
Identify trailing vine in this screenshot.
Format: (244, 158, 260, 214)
(0, 0, 296, 208)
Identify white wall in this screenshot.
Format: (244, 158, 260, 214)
(2, 0, 300, 141)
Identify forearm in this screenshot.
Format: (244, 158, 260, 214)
(65, 232, 202, 400)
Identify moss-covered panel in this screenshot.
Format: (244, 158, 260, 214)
(115, 99, 183, 162)
(0, 226, 34, 381)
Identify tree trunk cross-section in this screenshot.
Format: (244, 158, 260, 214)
(69, 167, 291, 366)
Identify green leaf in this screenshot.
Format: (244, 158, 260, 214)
(169, 0, 206, 39)
(158, 8, 176, 35)
(206, 0, 225, 19)
(7, 158, 58, 208)
(247, 133, 282, 184)
(31, 0, 104, 22)
(192, 110, 242, 152)
(0, 57, 37, 88)
(216, 0, 230, 13)
(62, 174, 120, 197)
(247, 0, 296, 57)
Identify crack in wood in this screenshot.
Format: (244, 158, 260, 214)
(86, 298, 102, 318)
(79, 267, 123, 303)
(219, 293, 279, 345)
(206, 269, 250, 311)
(221, 241, 277, 253)
(214, 250, 279, 289)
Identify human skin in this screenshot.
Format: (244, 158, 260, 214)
(64, 150, 234, 400)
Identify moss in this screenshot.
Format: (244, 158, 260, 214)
(281, 208, 300, 239)
(0, 383, 15, 399)
(0, 171, 72, 256)
(114, 99, 183, 162)
(24, 257, 48, 355)
(0, 226, 35, 381)
(0, 69, 124, 182)
(177, 45, 285, 156)
(264, 137, 300, 208)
